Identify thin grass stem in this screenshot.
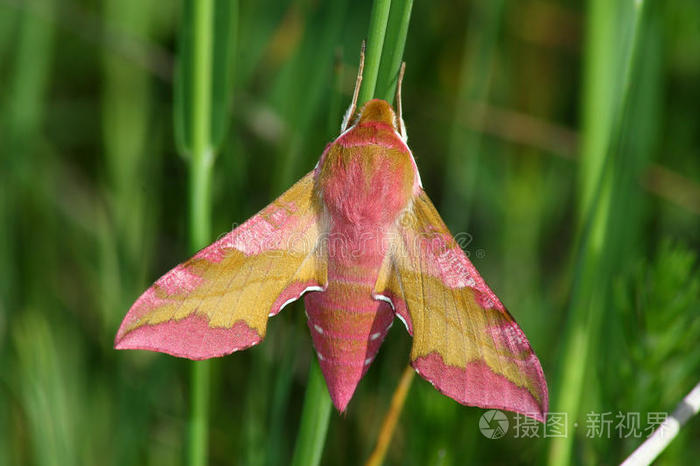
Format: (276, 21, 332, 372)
(186, 1, 215, 465)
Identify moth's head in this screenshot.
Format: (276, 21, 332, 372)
(357, 99, 398, 130)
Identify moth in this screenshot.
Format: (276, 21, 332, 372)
(115, 49, 548, 422)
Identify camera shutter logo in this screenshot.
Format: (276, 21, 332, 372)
(479, 410, 509, 439)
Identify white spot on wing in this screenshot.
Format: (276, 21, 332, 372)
(364, 357, 373, 366)
(314, 324, 324, 334)
(316, 351, 325, 361)
(374, 294, 395, 310)
(370, 332, 381, 341)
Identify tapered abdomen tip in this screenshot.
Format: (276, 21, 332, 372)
(317, 358, 365, 412)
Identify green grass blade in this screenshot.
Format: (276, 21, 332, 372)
(290, 359, 333, 466)
(357, 0, 392, 106)
(189, 361, 212, 466)
(578, 0, 622, 221)
(547, 2, 648, 465)
(187, 0, 214, 251)
(175, 0, 238, 156)
(375, 0, 414, 103)
(187, 0, 214, 462)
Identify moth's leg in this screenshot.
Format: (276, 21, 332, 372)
(396, 61, 407, 142)
(341, 41, 365, 132)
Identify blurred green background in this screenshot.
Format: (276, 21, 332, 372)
(1, 0, 698, 465)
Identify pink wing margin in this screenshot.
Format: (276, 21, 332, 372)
(115, 172, 326, 360)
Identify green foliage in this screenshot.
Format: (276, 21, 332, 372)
(618, 241, 700, 400)
(1, 0, 699, 465)
(175, 0, 238, 155)
(608, 241, 700, 455)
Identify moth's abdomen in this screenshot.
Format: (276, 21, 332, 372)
(303, 259, 393, 412)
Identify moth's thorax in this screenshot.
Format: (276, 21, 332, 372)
(316, 100, 416, 226)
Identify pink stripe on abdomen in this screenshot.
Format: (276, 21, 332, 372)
(303, 246, 394, 411)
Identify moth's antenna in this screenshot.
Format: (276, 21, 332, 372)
(341, 41, 365, 132)
(395, 62, 407, 141)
